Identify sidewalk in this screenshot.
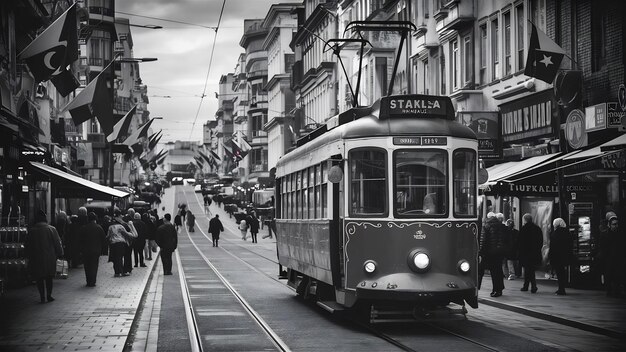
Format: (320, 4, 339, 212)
(478, 274, 626, 340)
(0, 254, 157, 352)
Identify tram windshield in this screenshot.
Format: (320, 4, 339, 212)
(394, 150, 447, 217)
(453, 149, 477, 217)
(349, 149, 387, 216)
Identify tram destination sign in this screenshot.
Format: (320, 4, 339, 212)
(393, 137, 447, 145)
(380, 94, 454, 120)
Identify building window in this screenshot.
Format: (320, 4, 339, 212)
(479, 23, 487, 85)
(440, 46, 446, 95)
(375, 57, 387, 97)
(591, 2, 607, 72)
(516, 4, 525, 71)
(452, 39, 460, 90)
(423, 59, 429, 94)
(491, 18, 500, 80)
(463, 35, 472, 85)
(504, 11, 511, 76)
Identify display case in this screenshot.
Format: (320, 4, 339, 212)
(0, 208, 28, 288)
(568, 202, 601, 288)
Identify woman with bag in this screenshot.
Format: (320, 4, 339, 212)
(239, 219, 248, 241)
(25, 210, 63, 303)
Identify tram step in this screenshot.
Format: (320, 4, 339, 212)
(317, 300, 346, 313)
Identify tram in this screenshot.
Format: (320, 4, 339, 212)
(274, 94, 480, 321)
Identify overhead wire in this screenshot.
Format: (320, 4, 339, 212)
(188, 0, 227, 139)
(115, 11, 217, 29)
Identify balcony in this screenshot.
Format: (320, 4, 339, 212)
(438, 0, 475, 31)
(247, 70, 268, 81)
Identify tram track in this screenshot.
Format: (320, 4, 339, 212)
(179, 186, 503, 352)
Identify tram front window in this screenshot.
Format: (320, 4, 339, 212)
(349, 149, 387, 216)
(394, 150, 447, 217)
(453, 149, 477, 217)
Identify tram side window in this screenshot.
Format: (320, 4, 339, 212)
(394, 149, 448, 217)
(321, 163, 327, 218)
(349, 149, 387, 216)
(453, 149, 477, 217)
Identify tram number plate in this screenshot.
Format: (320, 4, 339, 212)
(393, 137, 447, 145)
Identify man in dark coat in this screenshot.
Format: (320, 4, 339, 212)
(131, 213, 148, 267)
(600, 213, 626, 297)
(518, 213, 544, 293)
(549, 218, 573, 295)
(479, 212, 509, 297)
(156, 213, 177, 275)
(505, 219, 521, 279)
(208, 214, 224, 247)
(25, 210, 63, 303)
(79, 212, 105, 287)
(247, 211, 260, 243)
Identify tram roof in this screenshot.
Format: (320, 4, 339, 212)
(277, 100, 476, 174)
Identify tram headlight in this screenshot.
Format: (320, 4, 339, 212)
(364, 260, 377, 274)
(458, 260, 471, 273)
(407, 249, 431, 273)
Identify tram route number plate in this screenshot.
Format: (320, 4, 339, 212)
(393, 137, 447, 145)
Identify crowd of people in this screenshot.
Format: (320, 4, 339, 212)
(479, 210, 624, 298)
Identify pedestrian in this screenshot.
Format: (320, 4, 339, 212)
(208, 214, 224, 247)
(247, 211, 259, 243)
(156, 213, 177, 275)
(25, 210, 63, 303)
(599, 212, 625, 297)
(132, 213, 148, 267)
(174, 213, 182, 231)
(504, 219, 520, 280)
(55, 211, 68, 254)
(79, 212, 105, 287)
(239, 218, 248, 241)
(106, 210, 136, 277)
(549, 218, 573, 295)
(518, 213, 543, 294)
(178, 203, 187, 222)
(142, 213, 156, 260)
(479, 212, 509, 297)
(124, 218, 138, 275)
(66, 214, 81, 268)
(186, 210, 195, 232)
(262, 215, 275, 239)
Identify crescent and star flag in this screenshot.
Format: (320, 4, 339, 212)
(64, 62, 113, 134)
(222, 142, 235, 162)
(106, 104, 137, 142)
(524, 22, 566, 84)
(18, 3, 79, 96)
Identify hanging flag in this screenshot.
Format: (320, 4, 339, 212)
(148, 130, 163, 151)
(18, 3, 78, 96)
(156, 153, 168, 165)
(107, 104, 137, 142)
(230, 139, 248, 161)
(210, 150, 221, 161)
(222, 142, 234, 160)
(64, 64, 113, 134)
(50, 69, 80, 97)
(524, 22, 566, 84)
(122, 117, 157, 147)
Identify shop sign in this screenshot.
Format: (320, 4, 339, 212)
(53, 145, 63, 164)
(21, 149, 46, 162)
(500, 90, 557, 143)
(565, 109, 587, 149)
(508, 183, 559, 194)
(585, 103, 606, 132)
(601, 149, 625, 169)
(459, 111, 500, 159)
(565, 184, 594, 192)
(607, 103, 625, 128)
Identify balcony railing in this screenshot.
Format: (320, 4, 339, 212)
(88, 6, 114, 17)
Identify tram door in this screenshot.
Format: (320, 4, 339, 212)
(327, 158, 345, 289)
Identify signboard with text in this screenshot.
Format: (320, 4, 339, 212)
(380, 95, 454, 120)
(585, 103, 606, 132)
(459, 111, 500, 159)
(500, 90, 558, 143)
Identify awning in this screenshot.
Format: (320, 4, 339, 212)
(483, 154, 557, 186)
(29, 162, 129, 199)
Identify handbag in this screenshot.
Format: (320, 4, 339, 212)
(55, 259, 68, 279)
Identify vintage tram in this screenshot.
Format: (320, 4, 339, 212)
(274, 94, 480, 321)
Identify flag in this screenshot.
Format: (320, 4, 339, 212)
(18, 3, 78, 96)
(222, 142, 235, 162)
(64, 68, 113, 133)
(148, 130, 163, 151)
(231, 138, 250, 161)
(122, 118, 157, 147)
(210, 150, 221, 161)
(524, 22, 566, 84)
(156, 153, 168, 165)
(107, 105, 137, 142)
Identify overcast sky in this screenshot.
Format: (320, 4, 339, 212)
(116, 0, 285, 144)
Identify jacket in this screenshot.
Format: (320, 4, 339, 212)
(246, 215, 259, 233)
(79, 221, 105, 256)
(549, 227, 573, 266)
(107, 220, 135, 245)
(131, 219, 148, 249)
(208, 218, 224, 235)
(479, 216, 509, 257)
(156, 222, 177, 250)
(518, 222, 544, 266)
(25, 222, 63, 279)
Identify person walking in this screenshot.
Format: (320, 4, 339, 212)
(518, 213, 544, 293)
(156, 214, 177, 275)
(142, 213, 156, 260)
(504, 219, 520, 280)
(549, 218, 573, 295)
(131, 213, 148, 267)
(25, 210, 63, 303)
(174, 213, 182, 232)
(79, 212, 105, 287)
(208, 214, 224, 247)
(479, 212, 509, 297)
(239, 218, 248, 241)
(106, 210, 136, 277)
(186, 210, 196, 232)
(247, 211, 260, 243)
(599, 212, 625, 297)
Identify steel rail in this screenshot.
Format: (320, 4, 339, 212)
(174, 251, 203, 352)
